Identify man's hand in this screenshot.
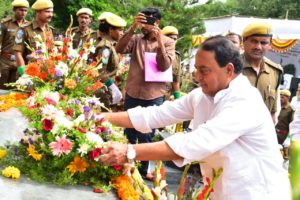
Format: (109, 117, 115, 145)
(132, 13, 147, 31)
(108, 83, 122, 104)
(100, 143, 128, 166)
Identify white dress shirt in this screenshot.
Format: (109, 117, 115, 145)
(128, 75, 290, 200)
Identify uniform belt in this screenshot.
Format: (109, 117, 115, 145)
(0, 51, 16, 61)
(276, 129, 289, 135)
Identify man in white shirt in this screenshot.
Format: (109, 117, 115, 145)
(100, 36, 290, 200)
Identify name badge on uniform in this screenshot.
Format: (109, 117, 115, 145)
(15, 29, 24, 44)
(101, 48, 110, 65)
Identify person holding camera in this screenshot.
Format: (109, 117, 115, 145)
(115, 7, 175, 179)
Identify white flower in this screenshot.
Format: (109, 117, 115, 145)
(55, 112, 73, 129)
(26, 95, 36, 107)
(74, 114, 85, 126)
(85, 132, 103, 147)
(41, 104, 59, 120)
(101, 121, 112, 129)
(90, 46, 96, 53)
(77, 143, 90, 156)
(55, 61, 69, 77)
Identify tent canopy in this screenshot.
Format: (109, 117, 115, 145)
(203, 15, 300, 39)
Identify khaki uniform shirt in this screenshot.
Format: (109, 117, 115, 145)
(71, 27, 97, 49)
(172, 51, 181, 83)
(0, 17, 28, 65)
(276, 102, 295, 133)
(13, 20, 54, 63)
(93, 35, 119, 80)
(116, 27, 175, 100)
(242, 55, 283, 113)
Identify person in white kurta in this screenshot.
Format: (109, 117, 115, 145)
(100, 36, 291, 200)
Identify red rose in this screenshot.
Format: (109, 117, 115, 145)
(88, 148, 102, 160)
(42, 119, 54, 131)
(66, 108, 73, 117)
(78, 127, 87, 133)
(113, 165, 123, 171)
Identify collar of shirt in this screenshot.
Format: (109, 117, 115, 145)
(242, 54, 270, 74)
(32, 20, 50, 31)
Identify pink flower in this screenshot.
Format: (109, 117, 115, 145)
(44, 97, 57, 105)
(49, 134, 72, 156)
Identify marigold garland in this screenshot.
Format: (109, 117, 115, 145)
(2, 166, 21, 179)
(0, 148, 7, 159)
(0, 93, 28, 112)
(113, 175, 139, 200)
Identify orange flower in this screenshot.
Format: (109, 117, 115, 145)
(67, 156, 88, 175)
(25, 63, 41, 77)
(27, 145, 43, 161)
(113, 175, 139, 200)
(91, 81, 104, 92)
(39, 71, 48, 80)
(46, 60, 56, 75)
(88, 69, 99, 79)
(64, 79, 77, 89)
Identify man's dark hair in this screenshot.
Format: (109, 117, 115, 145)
(141, 7, 161, 20)
(202, 35, 243, 74)
(99, 21, 118, 34)
(226, 32, 242, 43)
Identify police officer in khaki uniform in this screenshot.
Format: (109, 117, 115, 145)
(0, 0, 29, 89)
(162, 26, 181, 100)
(72, 8, 97, 49)
(13, 0, 54, 75)
(93, 12, 126, 106)
(241, 22, 283, 123)
(276, 89, 295, 144)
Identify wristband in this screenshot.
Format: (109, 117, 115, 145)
(173, 91, 181, 99)
(104, 78, 114, 87)
(18, 65, 26, 75)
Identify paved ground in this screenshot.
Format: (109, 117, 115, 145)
(0, 164, 187, 200)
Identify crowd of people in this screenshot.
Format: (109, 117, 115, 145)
(0, 0, 296, 199)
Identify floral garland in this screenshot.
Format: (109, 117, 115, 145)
(0, 93, 29, 112)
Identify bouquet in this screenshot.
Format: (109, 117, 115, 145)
(0, 17, 128, 191)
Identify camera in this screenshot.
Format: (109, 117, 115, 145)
(144, 16, 156, 25)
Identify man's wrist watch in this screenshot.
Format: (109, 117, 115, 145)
(127, 144, 136, 164)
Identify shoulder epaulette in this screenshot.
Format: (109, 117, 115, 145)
(96, 38, 113, 48)
(1, 17, 12, 24)
(264, 57, 283, 72)
(21, 21, 32, 28)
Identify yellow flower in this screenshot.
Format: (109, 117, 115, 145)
(64, 79, 77, 89)
(0, 149, 7, 159)
(113, 175, 139, 200)
(2, 166, 21, 179)
(67, 156, 88, 175)
(27, 145, 43, 161)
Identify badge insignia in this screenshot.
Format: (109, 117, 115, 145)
(15, 29, 24, 44)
